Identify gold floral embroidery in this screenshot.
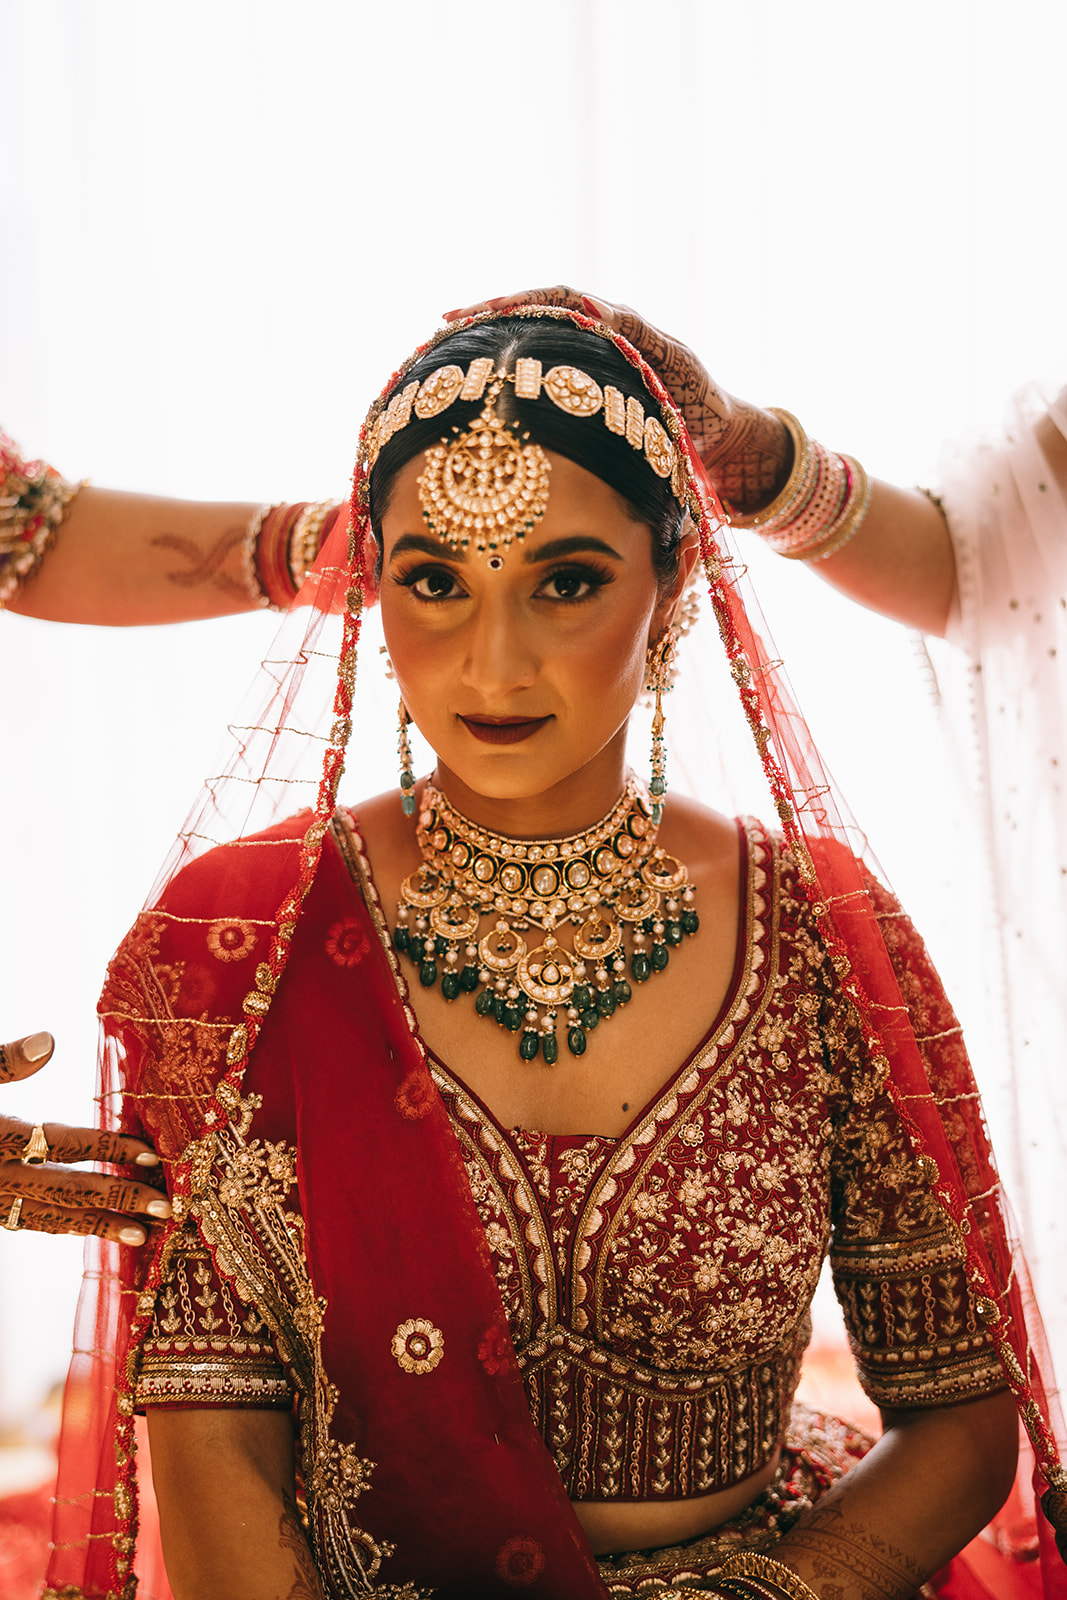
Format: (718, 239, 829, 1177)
(391, 1318, 445, 1375)
(206, 918, 258, 962)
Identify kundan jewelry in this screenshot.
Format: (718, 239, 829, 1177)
(392, 777, 699, 1064)
(366, 354, 687, 564)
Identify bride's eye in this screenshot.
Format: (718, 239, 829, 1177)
(538, 565, 612, 602)
(397, 565, 464, 600)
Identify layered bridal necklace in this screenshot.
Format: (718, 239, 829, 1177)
(392, 777, 699, 1063)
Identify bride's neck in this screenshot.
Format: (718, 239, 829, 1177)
(430, 751, 632, 841)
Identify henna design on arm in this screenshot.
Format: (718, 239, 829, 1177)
(782, 1499, 928, 1600)
(279, 1490, 325, 1600)
(149, 525, 249, 595)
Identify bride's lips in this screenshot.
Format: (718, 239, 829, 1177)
(459, 715, 553, 745)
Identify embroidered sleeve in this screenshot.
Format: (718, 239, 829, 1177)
(135, 1222, 292, 1410)
(821, 885, 1007, 1411)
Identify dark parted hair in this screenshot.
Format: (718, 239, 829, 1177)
(367, 317, 686, 589)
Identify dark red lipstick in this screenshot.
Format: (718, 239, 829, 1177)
(459, 715, 552, 745)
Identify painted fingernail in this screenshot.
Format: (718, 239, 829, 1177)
(119, 1226, 146, 1246)
(22, 1032, 54, 1062)
(442, 308, 461, 319)
(581, 296, 612, 320)
(146, 1199, 172, 1219)
(135, 1151, 160, 1167)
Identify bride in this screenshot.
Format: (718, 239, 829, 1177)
(46, 306, 1064, 1599)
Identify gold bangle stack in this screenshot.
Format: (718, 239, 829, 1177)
(728, 408, 870, 563)
(0, 431, 83, 608)
(249, 500, 340, 610)
(289, 499, 338, 588)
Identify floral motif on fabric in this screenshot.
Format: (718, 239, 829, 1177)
(495, 1535, 546, 1586)
(395, 1066, 435, 1120)
(100, 913, 233, 1160)
(431, 821, 1005, 1503)
(391, 1318, 445, 1375)
(207, 918, 258, 962)
(325, 916, 371, 967)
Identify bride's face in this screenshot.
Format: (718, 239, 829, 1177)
(379, 448, 680, 828)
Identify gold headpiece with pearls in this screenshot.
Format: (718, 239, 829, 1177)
(367, 355, 684, 559)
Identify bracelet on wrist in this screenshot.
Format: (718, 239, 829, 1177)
(719, 1551, 819, 1600)
(252, 499, 342, 610)
(0, 431, 83, 607)
(725, 409, 871, 563)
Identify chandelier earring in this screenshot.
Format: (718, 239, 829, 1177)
(398, 700, 416, 817)
(644, 626, 678, 824)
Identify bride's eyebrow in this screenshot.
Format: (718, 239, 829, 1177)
(389, 533, 467, 562)
(387, 534, 624, 565)
(524, 537, 623, 564)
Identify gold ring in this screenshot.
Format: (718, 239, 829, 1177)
(3, 1197, 24, 1231)
(20, 1123, 50, 1165)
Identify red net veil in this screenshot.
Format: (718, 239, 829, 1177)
(46, 306, 1066, 1600)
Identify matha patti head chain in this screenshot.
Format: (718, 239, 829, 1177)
(367, 354, 686, 564)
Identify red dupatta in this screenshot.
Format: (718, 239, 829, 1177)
(46, 306, 1067, 1599)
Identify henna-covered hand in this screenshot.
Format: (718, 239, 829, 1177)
(0, 1032, 162, 1246)
(444, 285, 793, 516)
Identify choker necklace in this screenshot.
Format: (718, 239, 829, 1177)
(392, 777, 699, 1064)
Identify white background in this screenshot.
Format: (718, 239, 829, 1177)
(1, 0, 1065, 1429)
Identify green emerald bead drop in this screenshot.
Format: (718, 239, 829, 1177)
(441, 972, 461, 1001)
(631, 952, 652, 983)
(459, 964, 480, 992)
(682, 910, 700, 934)
(595, 991, 616, 1018)
(581, 1007, 600, 1030)
(418, 960, 438, 987)
(394, 927, 410, 953)
(475, 991, 495, 1017)
(542, 1033, 559, 1065)
(613, 979, 632, 1004)
(520, 1031, 541, 1061)
(402, 794, 416, 817)
(651, 944, 670, 972)
(567, 1027, 587, 1056)
(665, 921, 684, 946)
(571, 984, 592, 1013)
(503, 1006, 524, 1032)
(491, 995, 506, 1023)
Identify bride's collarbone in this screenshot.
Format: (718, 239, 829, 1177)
(410, 945, 728, 1137)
